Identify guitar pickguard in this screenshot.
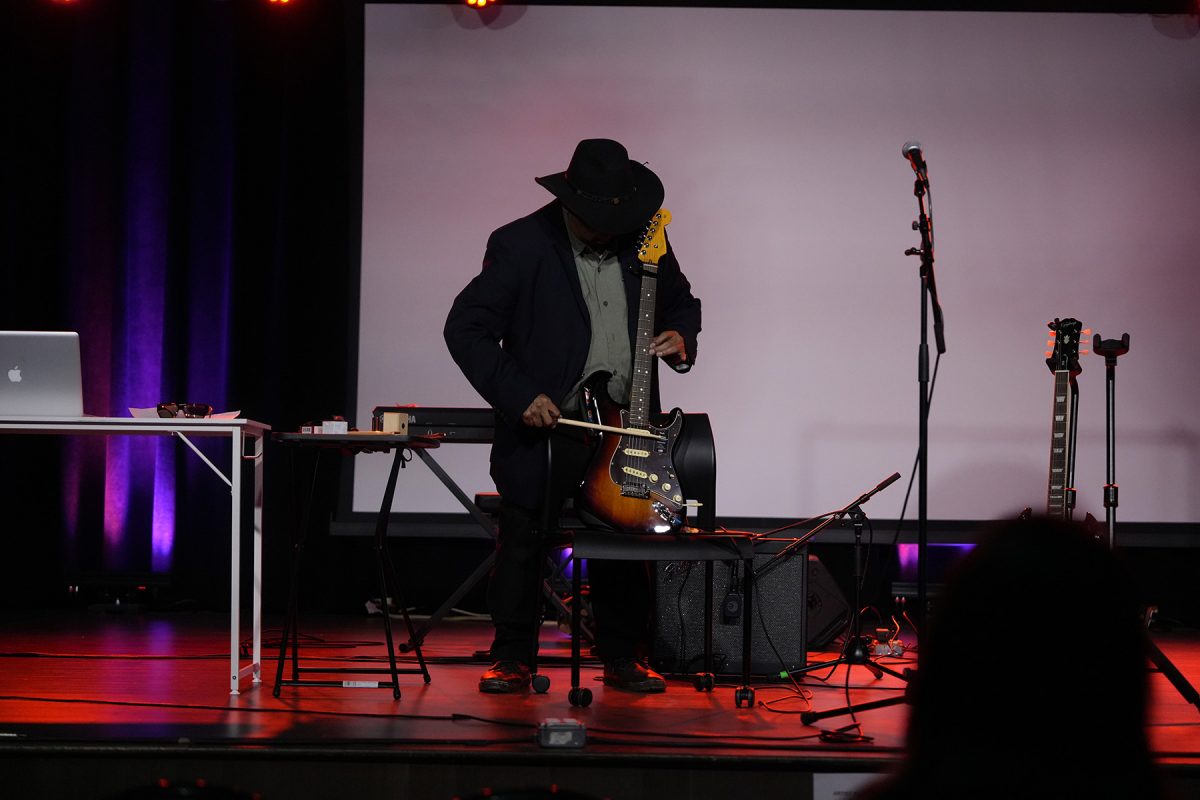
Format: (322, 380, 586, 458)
(608, 408, 683, 507)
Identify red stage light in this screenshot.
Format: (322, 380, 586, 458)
(466, 0, 496, 7)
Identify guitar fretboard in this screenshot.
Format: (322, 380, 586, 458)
(628, 264, 658, 430)
(1046, 369, 1073, 517)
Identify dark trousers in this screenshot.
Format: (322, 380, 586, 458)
(488, 428, 653, 666)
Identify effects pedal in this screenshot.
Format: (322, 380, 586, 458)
(537, 718, 586, 748)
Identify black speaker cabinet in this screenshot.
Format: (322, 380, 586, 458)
(652, 545, 850, 676)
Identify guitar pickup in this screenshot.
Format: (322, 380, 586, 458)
(620, 483, 651, 499)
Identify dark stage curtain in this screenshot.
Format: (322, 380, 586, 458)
(1, 0, 361, 611)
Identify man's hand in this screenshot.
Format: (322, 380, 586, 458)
(522, 393, 561, 428)
(650, 330, 687, 362)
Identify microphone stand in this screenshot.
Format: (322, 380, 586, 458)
(903, 165, 945, 639)
(756, 472, 901, 581)
(758, 475, 908, 692)
(801, 157, 947, 725)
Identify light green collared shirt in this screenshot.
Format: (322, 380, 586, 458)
(562, 210, 631, 412)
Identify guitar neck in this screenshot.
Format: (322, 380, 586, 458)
(627, 263, 658, 430)
(1046, 370, 1073, 517)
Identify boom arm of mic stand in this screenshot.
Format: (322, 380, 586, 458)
(755, 472, 901, 580)
(754, 511, 842, 581)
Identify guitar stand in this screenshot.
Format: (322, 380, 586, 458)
(1093, 332, 1200, 714)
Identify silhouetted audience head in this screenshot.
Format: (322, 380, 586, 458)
(861, 516, 1163, 799)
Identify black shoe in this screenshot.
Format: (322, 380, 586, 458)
(479, 660, 531, 693)
(603, 657, 666, 693)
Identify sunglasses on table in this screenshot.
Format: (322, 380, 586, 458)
(156, 402, 214, 419)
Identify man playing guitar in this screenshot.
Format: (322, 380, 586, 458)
(444, 138, 701, 695)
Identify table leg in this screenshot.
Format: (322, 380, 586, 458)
(252, 431, 264, 685)
(376, 447, 406, 699)
(230, 427, 242, 695)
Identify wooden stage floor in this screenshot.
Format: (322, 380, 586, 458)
(2, 610, 1199, 799)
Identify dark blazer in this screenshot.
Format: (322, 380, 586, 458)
(444, 201, 702, 509)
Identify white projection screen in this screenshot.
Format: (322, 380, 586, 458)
(355, 4, 1200, 525)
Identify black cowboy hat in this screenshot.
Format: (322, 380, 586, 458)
(535, 138, 664, 236)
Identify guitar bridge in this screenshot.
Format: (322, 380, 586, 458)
(620, 482, 651, 499)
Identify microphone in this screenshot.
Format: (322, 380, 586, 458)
(851, 471, 902, 508)
(871, 471, 902, 496)
(902, 140, 927, 177)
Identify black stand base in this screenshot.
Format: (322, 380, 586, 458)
(791, 637, 909, 684)
(794, 641, 913, 726)
(1148, 637, 1200, 713)
(800, 689, 910, 726)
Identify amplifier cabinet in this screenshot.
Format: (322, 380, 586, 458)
(653, 546, 849, 676)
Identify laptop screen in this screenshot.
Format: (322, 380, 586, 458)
(0, 331, 84, 417)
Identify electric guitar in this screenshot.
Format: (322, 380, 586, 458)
(1044, 318, 1086, 518)
(576, 209, 687, 533)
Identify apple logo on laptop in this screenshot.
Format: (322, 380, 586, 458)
(7, 365, 21, 383)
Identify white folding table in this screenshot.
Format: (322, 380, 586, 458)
(0, 415, 269, 694)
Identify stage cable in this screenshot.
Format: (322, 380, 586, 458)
(0, 694, 898, 750)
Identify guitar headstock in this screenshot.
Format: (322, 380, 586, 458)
(1045, 318, 1089, 375)
(636, 208, 672, 267)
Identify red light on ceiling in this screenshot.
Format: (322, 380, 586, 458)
(466, 0, 496, 7)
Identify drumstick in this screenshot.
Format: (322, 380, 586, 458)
(555, 417, 665, 441)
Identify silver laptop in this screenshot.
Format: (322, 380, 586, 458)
(0, 331, 84, 417)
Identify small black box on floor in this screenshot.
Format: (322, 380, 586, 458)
(652, 545, 850, 677)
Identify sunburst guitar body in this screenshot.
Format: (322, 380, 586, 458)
(577, 371, 686, 533)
